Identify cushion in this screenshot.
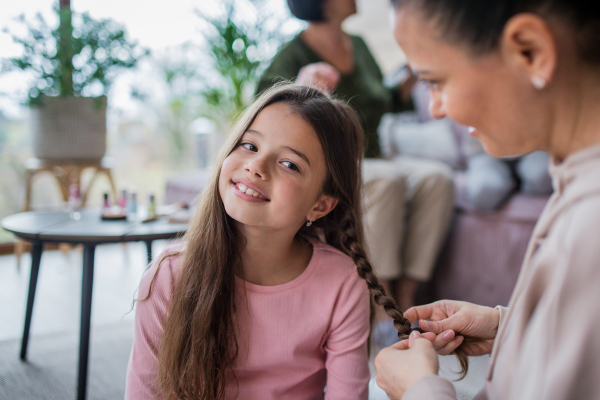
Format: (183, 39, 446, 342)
(378, 113, 462, 169)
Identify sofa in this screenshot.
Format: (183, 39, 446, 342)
(164, 83, 550, 308)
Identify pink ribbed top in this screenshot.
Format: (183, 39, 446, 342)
(125, 238, 370, 400)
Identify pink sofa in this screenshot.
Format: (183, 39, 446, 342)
(417, 173, 548, 307)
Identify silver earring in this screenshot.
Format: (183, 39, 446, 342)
(306, 219, 313, 227)
(531, 76, 546, 90)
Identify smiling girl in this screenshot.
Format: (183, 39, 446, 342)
(125, 84, 414, 400)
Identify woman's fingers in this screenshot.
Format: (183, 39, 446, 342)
(375, 331, 440, 399)
(404, 304, 435, 323)
(419, 317, 454, 334)
(430, 330, 465, 355)
(420, 332, 437, 342)
(389, 332, 436, 351)
(436, 335, 464, 356)
(431, 329, 455, 349)
(390, 339, 410, 350)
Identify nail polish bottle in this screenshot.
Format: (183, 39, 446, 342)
(68, 184, 81, 220)
(102, 193, 111, 216)
(68, 184, 81, 212)
(148, 193, 156, 218)
(128, 191, 138, 221)
(118, 189, 128, 211)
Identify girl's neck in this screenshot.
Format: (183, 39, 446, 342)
(236, 227, 313, 286)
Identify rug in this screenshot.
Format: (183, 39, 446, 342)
(0, 322, 134, 400)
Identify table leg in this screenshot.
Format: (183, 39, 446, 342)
(77, 244, 96, 400)
(20, 240, 43, 360)
(145, 240, 152, 265)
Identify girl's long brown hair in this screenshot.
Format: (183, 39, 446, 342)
(151, 83, 466, 400)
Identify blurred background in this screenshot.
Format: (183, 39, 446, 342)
(0, 4, 519, 398)
(0, 0, 404, 245)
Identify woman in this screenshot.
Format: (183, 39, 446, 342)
(375, 0, 600, 399)
(257, 0, 455, 315)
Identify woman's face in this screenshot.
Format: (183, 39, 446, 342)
(393, 7, 550, 157)
(322, 0, 357, 22)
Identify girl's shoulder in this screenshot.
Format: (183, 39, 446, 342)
(307, 238, 370, 308)
(307, 237, 359, 279)
(138, 241, 186, 300)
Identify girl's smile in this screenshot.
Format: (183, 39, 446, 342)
(232, 179, 270, 202)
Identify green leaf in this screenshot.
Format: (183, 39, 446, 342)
(1, 1, 148, 103)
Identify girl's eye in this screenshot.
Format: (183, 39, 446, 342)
(281, 161, 299, 171)
(242, 142, 257, 151)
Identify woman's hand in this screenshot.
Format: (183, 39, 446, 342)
(375, 331, 439, 400)
(405, 300, 500, 356)
(297, 62, 340, 92)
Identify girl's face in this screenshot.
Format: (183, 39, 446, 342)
(393, 7, 550, 157)
(219, 103, 335, 234)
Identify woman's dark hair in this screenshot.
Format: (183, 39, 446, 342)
(150, 83, 416, 399)
(391, 0, 600, 64)
(288, 0, 325, 21)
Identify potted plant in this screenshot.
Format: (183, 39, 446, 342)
(1, 0, 147, 161)
(195, 0, 293, 131)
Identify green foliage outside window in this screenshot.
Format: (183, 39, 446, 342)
(196, 0, 295, 129)
(1, 2, 147, 105)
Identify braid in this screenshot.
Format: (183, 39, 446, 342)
(326, 205, 472, 379)
(329, 207, 411, 338)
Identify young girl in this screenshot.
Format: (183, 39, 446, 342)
(125, 84, 413, 400)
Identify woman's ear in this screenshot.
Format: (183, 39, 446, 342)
(501, 13, 558, 87)
(307, 195, 339, 222)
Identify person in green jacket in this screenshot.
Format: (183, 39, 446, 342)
(257, 0, 455, 346)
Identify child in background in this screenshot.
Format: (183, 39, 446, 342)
(125, 84, 413, 400)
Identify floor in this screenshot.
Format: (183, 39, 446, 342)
(0, 241, 488, 399)
(0, 241, 163, 342)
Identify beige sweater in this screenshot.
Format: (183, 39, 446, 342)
(404, 143, 600, 400)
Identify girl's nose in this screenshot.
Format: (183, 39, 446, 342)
(245, 157, 268, 179)
(428, 90, 447, 119)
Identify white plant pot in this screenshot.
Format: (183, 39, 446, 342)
(30, 96, 107, 161)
